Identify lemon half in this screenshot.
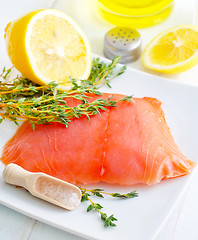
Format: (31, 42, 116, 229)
(142, 25, 198, 74)
(5, 9, 92, 89)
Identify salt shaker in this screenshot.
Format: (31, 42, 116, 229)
(104, 27, 142, 63)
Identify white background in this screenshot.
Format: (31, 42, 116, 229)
(0, 0, 198, 239)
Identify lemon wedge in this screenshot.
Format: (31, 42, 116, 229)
(5, 9, 92, 89)
(142, 25, 198, 74)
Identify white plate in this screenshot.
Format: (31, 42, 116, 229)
(0, 57, 198, 240)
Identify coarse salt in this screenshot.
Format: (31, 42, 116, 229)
(38, 180, 80, 208)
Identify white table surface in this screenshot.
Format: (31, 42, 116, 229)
(0, 0, 198, 239)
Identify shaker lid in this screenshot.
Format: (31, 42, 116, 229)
(104, 27, 142, 63)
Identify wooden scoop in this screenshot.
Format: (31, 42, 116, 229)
(3, 163, 82, 210)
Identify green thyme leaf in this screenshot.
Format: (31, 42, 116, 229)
(79, 187, 138, 227)
(0, 58, 130, 128)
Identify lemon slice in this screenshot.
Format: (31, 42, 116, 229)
(5, 9, 91, 89)
(142, 25, 198, 74)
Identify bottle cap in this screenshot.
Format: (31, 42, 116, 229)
(104, 27, 142, 63)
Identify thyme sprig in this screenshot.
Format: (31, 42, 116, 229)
(80, 188, 117, 227)
(80, 187, 138, 227)
(89, 56, 126, 88)
(80, 187, 138, 199)
(87, 198, 118, 228)
(0, 57, 130, 128)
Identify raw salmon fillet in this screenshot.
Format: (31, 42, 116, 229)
(1, 93, 196, 185)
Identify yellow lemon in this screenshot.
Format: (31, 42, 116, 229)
(5, 9, 92, 89)
(142, 25, 198, 74)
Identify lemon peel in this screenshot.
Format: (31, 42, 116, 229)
(5, 9, 92, 89)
